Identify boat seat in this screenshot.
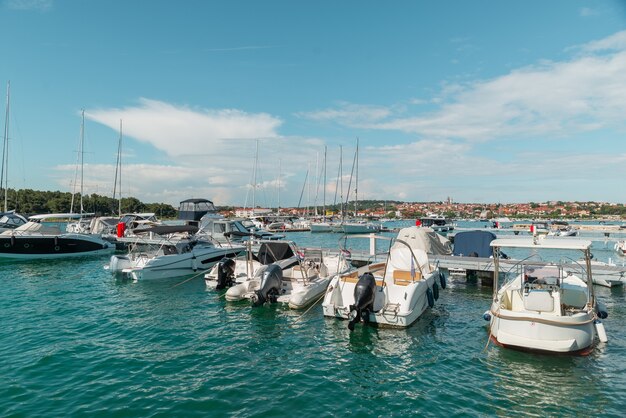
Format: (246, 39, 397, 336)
(341, 272, 384, 287)
(524, 290, 554, 312)
(393, 270, 421, 285)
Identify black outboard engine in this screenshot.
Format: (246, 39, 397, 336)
(251, 263, 283, 307)
(216, 258, 236, 290)
(348, 273, 377, 331)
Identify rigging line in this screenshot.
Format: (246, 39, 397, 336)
(344, 143, 357, 211)
(290, 290, 327, 327)
(170, 265, 217, 289)
(296, 168, 309, 213)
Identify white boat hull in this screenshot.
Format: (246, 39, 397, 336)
(489, 306, 595, 353)
(322, 269, 437, 328)
(113, 246, 243, 281)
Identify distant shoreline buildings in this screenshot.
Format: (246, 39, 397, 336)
(226, 200, 626, 220)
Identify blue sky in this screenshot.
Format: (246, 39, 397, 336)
(1, 0, 625, 207)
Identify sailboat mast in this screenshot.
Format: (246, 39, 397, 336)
(1, 81, 10, 212)
(323, 145, 326, 221)
(252, 139, 259, 216)
(112, 119, 123, 216)
(80, 110, 85, 215)
(355, 137, 358, 218)
(339, 145, 343, 221)
(277, 159, 281, 216)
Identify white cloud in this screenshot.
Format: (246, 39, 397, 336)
(85, 98, 283, 157)
(298, 31, 626, 143)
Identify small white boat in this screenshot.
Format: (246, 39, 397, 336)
(322, 226, 446, 330)
(486, 237, 608, 354)
(108, 225, 244, 281)
(418, 213, 455, 233)
(310, 222, 334, 233)
(589, 258, 624, 288)
(615, 240, 626, 257)
(206, 241, 350, 309)
(341, 221, 381, 234)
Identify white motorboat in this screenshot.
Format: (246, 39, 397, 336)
(310, 222, 334, 233)
(0, 213, 115, 259)
(418, 213, 455, 233)
(341, 221, 381, 234)
(206, 240, 350, 309)
(615, 240, 626, 257)
(322, 226, 446, 330)
(485, 237, 608, 354)
(589, 257, 624, 288)
(108, 225, 245, 281)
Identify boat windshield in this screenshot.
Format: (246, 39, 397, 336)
(523, 264, 561, 286)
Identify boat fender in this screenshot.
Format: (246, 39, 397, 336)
(433, 281, 439, 301)
(54, 237, 58, 246)
(10, 235, 15, 246)
(596, 302, 608, 319)
(191, 255, 197, 272)
(594, 320, 608, 343)
(426, 287, 434, 308)
(483, 311, 491, 321)
(439, 271, 446, 289)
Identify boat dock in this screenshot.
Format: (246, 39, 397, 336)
(323, 241, 626, 287)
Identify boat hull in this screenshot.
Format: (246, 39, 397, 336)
(0, 234, 114, 259)
(117, 246, 244, 280)
(322, 273, 435, 328)
(489, 306, 595, 353)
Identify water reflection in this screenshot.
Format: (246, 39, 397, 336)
(485, 346, 611, 416)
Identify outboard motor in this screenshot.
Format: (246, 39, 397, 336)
(251, 263, 283, 307)
(348, 273, 377, 331)
(215, 258, 236, 290)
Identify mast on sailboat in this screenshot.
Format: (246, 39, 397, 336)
(323, 145, 327, 221)
(70, 110, 85, 215)
(1, 81, 10, 213)
(112, 119, 123, 216)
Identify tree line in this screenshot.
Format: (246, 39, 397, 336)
(1, 188, 177, 218)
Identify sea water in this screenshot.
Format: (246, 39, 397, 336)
(1, 221, 625, 416)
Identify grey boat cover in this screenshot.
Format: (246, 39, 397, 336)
(392, 226, 452, 255)
(452, 230, 497, 257)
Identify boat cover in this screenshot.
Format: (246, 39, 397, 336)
(255, 242, 295, 264)
(393, 226, 452, 255)
(453, 230, 497, 257)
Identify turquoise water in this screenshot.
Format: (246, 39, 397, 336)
(1, 224, 626, 416)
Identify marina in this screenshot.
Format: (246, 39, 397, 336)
(1, 220, 626, 416)
(3, 2, 626, 416)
